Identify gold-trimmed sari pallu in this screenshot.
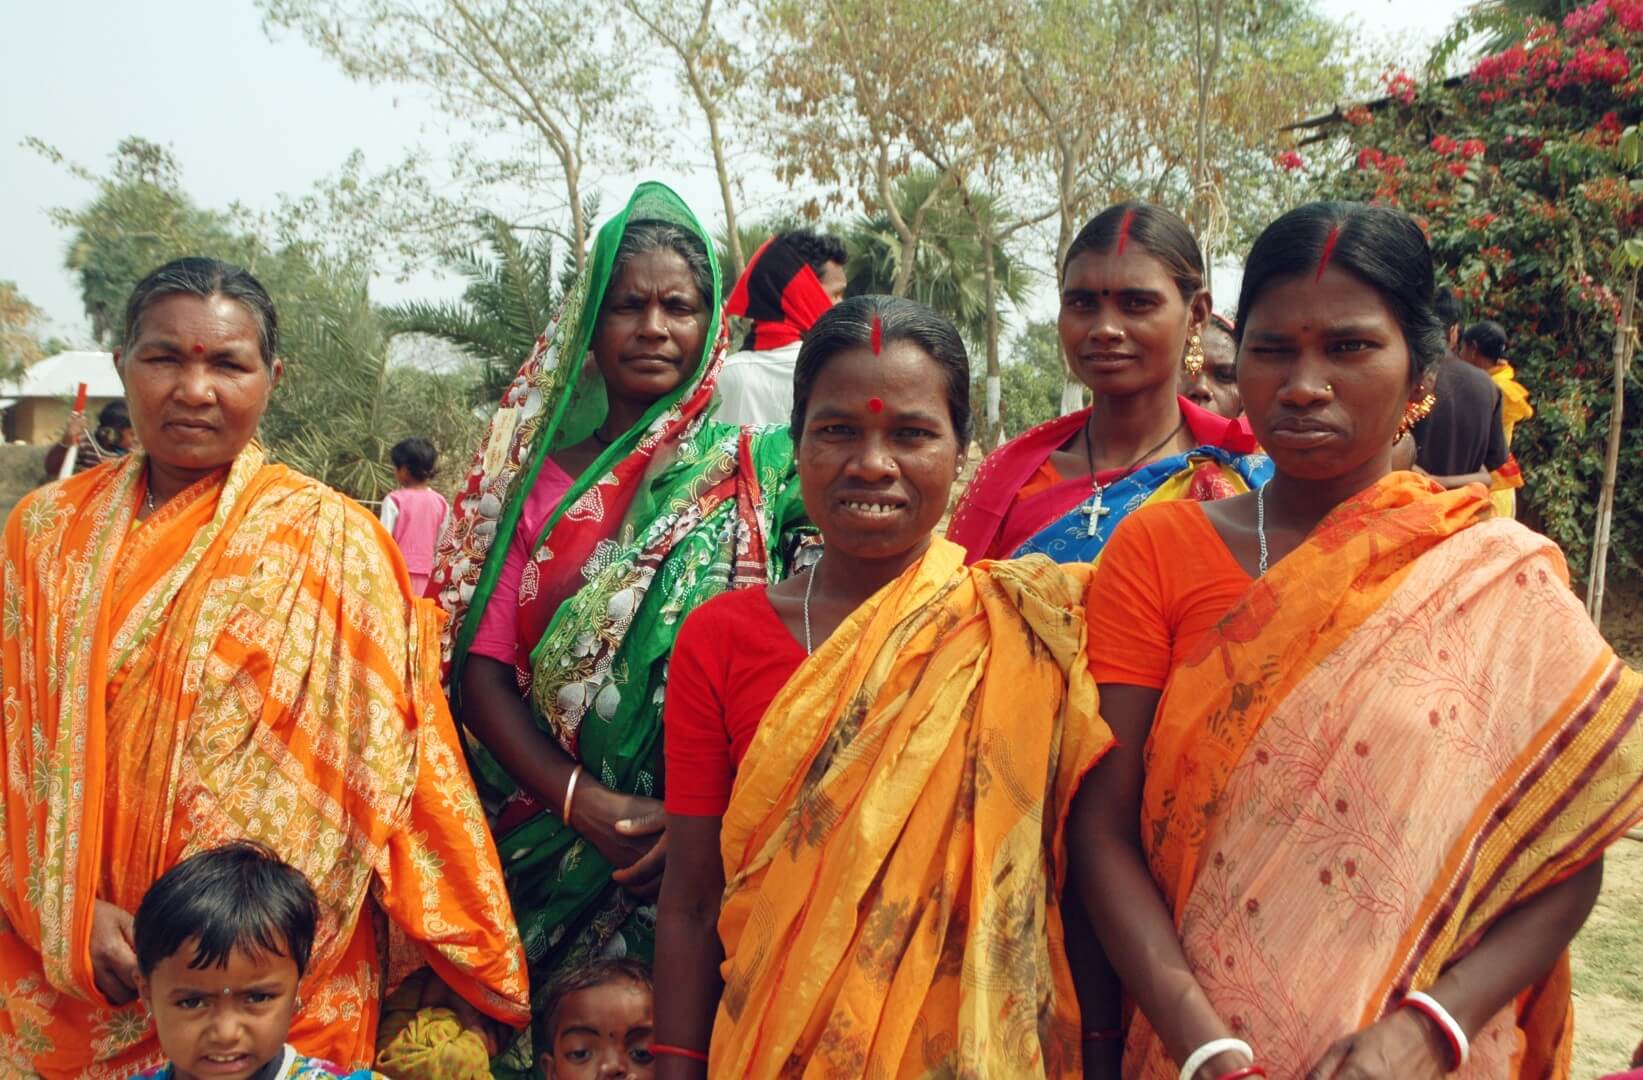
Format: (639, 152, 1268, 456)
(712, 538, 1111, 1078)
(1128, 474, 1643, 1080)
(0, 447, 528, 1079)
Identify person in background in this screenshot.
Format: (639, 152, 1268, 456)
(380, 437, 450, 596)
(1458, 319, 1532, 518)
(655, 296, 1106, 1078)
(537, 959, 654, 1080)
(1410, 288, 1509, 489)
(129, 842, 382, 1080)
(713, 228, 848, 426)
(1070, 201, 1641, 1079)
(44, 399, 136, 479)
(0, 257, 528, 1077)
(947, 201, 1270, 566)
(1179, 313, 1241, 418)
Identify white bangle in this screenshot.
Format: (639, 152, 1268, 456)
(1179, 1037, 1253, 1080)
(561, 765, 584, 829)
(1403, 990, 1469, 1070)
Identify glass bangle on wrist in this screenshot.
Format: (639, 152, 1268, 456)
(1179, 1037, 1254, 1080)
(1401, 990, 1469, 1071)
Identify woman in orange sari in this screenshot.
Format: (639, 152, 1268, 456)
(0, 258, 528, 1078)
(1070, 203, 1641, 1080)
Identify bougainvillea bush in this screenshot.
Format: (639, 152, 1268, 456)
(1311, 7, 1643, 577)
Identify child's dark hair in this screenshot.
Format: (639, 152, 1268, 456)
(1234, 201, 1447, 387)
(134, 841, 320, 978)
(790, 295, 972, 446)
(539, 957, 653, 1049)
(390, 436, 438, 482)
(1461, 319, 1509, 361)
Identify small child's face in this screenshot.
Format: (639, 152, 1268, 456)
(540, 980, 655, 1080)
(138, 938, 301, 1080)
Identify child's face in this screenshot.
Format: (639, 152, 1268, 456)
(137, 938, 301, 1080)
(540, 980, 655, 1080)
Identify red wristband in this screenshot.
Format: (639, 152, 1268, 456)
(1215, 1068, 1267, 1080)
(651, 1043, 710, 1063)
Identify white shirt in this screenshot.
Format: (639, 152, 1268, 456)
(713, 341, 803, 427)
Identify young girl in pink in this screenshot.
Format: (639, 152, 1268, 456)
(381, 438, 450, 596)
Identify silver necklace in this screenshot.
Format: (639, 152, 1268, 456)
(1255, 485, 1270, 577)
(144, 484, 156, 515)
(802, 554, 820, 654)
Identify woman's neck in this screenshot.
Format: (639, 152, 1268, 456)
(1084, 379, 1184, 468)
(813, 537, 933, 611)
(146, 458, 219, 506)
(601, 397, 653, 441)
(1261, 456, 1393, 536)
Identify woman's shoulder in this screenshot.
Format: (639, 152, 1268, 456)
(682, 583, 778, 634)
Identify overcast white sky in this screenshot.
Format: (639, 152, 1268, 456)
(1, 0, 1474, 345)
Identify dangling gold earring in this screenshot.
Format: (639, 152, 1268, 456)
(1396, 392, 1437, 441)
(1183, 332, 1205, 377)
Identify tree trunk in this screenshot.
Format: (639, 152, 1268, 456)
(1056, 157, 1082, 416)
(566, 163, 587, 273)
(983, 227, 1002, 451)
(692, 67, 742, 279)
(1587, 267, 1636, 624)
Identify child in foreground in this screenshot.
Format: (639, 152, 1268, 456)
(538, 958, 655, 1079)
(128, 842, 381, 1080)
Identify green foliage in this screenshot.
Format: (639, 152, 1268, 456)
(0, 282, 48, 385)
(1319, 6, 1643, 574)
(995, 321, 1068, 438)
(384, 215, 561, 402)
(844, 170, 1033, 347)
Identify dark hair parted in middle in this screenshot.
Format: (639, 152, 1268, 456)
(1461, 319, 1509, 360)
(1234, 201, 1449, 385)
(133, 841, 320, 978)
(609, 219, 714, 312)
(390, 436, 439, 482)
(1063, 201, 1205, 299)
(122, 257, 280, 368)
(790, 296, 972, 446)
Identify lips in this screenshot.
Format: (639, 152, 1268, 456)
(193, 1052, 255, 1075)
(1267, 418, 1340, 447)
(164, 418, 218, 435)
(836, 495, 907, 519)
(624, 354, 677, 368)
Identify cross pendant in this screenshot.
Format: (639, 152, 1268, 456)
(1082, 486, 1110, 538)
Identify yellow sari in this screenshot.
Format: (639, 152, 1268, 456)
(1130, 475, 1642, 1079)
(1488, 361, 1534, 518)
(712, 539, 1110, 1078)
(0, 447, 528, 1078)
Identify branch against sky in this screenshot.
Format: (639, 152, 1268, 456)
(258, 0, 651, 271)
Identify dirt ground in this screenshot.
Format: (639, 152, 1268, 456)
(1573, 833, 1643, 1076)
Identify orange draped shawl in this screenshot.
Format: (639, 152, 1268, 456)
(0, 447, 527, 1078)
(712, 539, 1111, 1078)
(1128, 474, 1643, 1079)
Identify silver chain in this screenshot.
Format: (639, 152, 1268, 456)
(1255, 485, 1269, 577)
(144, 478, 156, 515)
(802, 553, 820, 654)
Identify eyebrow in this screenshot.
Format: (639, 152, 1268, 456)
(558, 1025, 602, 1040)
(168, 981, 283, 997)
(1061, 286, 1166, 301)
(1246, 322, 1388, 343)
(807, 405, 945, 425)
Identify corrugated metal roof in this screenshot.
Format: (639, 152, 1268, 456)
(5, 351, 123, 401)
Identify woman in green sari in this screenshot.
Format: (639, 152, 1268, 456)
(429, 182, 809, 1074)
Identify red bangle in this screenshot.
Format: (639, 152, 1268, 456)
(651, 1043, 710, 1063)
(1215, 1068, 1267, 1080)
(1083, 1028, 1123, 1042)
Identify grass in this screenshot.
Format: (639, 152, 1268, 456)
(1571, 816, 1643, 1076)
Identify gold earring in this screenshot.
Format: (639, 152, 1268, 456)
(1396, 392, 1437, 440)
(1183, 332, 1205, 377)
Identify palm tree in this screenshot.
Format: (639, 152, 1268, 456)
(844, 170, 1033, 348)
(1431, 0, 1581, 68)
(384, 214, 561, 402)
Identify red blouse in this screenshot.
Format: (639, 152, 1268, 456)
(663, 585, 807, 816)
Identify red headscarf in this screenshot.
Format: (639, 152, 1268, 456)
(725, 236, 835, 351)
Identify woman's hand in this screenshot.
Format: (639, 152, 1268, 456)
(573, 786, 668, 898)
(1305, 1009, 1448, 1080)
(90, 900, 139, 1005)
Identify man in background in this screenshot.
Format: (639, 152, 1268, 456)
(715, 229, 848, 426)
(1411, 289, 1509, 490)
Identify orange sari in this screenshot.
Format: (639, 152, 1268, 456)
(0, 447, 528, 1078)
(712, 540, 1111, 1077)
(1129, 475, 1643, 1079)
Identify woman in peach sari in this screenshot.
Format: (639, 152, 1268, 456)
(0, 258, 528, 1078)
(1070, 204, 1642, 1080)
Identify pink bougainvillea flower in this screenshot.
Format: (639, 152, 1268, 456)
(1460, 138, 1487, 159)
(1431, 134, 1459, 154)
(1448, 162, 1470, 177)
(1356, 147, 1385, 169)
(1275, 149, 1305, 171)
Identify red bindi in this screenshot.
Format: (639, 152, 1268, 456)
(192, 343, 205, 355)
(1115, 209, 1137, 256)
(870, 312, 883, 356)
(1314, 225, 1341, 282)
(867, 397, 884, 413)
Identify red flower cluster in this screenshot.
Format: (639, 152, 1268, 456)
(1430, 134, 1458, 153)
(1344, 105, 1374, 126)
(1275, 149, 1305, 171)
(1564, 0, 1643, 36)
(1468, 212, 1499, 228)
(1461, 138, 1487, 158)
(1381, 69, 1418, 105)
(1447, 162, 1470, 176)
(1549, 43, 1631, 86)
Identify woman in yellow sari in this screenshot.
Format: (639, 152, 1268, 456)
(653, 296, 1111, 1078)
(0, 258, 528, 1077)
(1070, 203, 1641, 1080)
(1458, 320, 1533, 519)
